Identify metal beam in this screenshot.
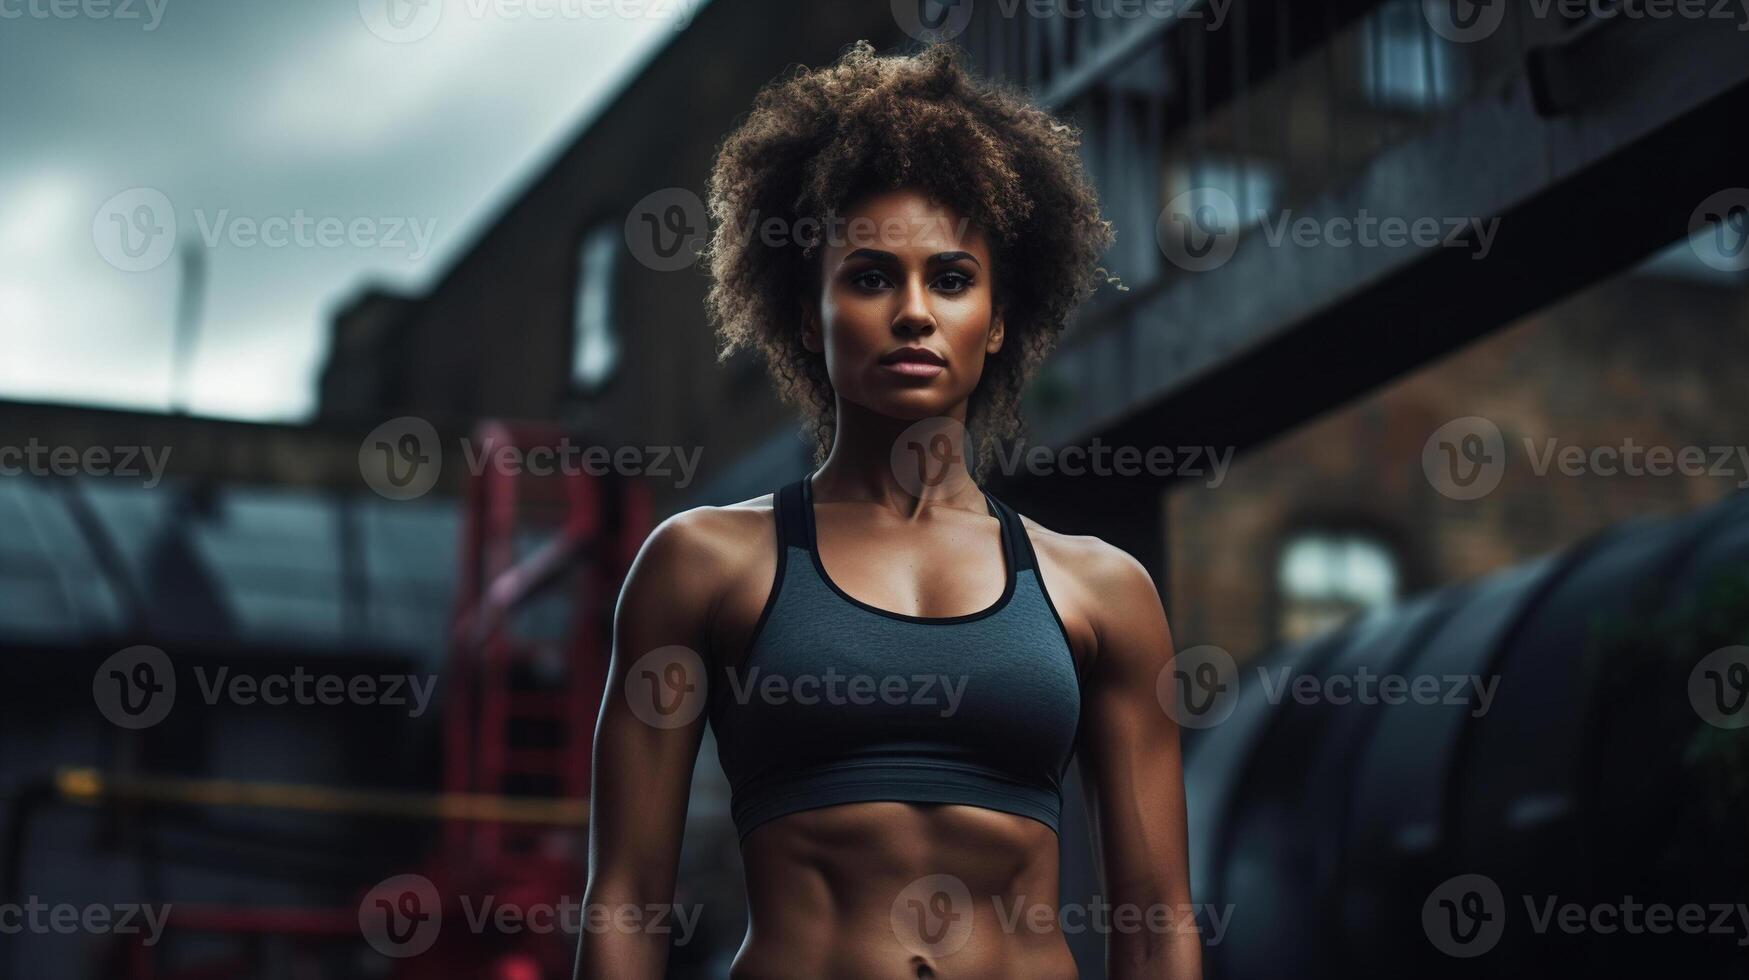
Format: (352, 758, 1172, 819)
(1030, 11, 1749, 469)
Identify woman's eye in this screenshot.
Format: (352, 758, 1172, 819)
(936, 271, 973, 292)
(851, 270, 890, 290)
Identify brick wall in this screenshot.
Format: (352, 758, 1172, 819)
(1166, 271, 1749, 659)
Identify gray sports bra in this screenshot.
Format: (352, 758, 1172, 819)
(708, 474, 1084, 842)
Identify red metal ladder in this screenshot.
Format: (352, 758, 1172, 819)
(444, 420, 650, 865)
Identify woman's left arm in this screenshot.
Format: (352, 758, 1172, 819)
(1075, 544, 1203, 980)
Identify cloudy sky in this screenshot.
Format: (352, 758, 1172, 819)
(0, 0, 702, 420)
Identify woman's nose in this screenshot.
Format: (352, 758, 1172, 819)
(893, 276, 936, 334)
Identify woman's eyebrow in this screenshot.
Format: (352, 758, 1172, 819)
(837, 248, 982, 268)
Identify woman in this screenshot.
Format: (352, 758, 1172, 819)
(577, 40, 1199, 980)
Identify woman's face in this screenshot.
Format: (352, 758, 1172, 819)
(801, 187, 1003, 423)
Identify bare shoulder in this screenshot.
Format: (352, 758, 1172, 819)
(632, 492, 777, 584)
(1016, 511, 1161, 605)
(1013, 510, 1169, 672)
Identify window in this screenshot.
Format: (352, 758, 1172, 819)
(572, 223, 621, 392)
(1162, 158, 1283, 234)
(1276, 530, 1401, 643)
(1361, 0, 1461, 110)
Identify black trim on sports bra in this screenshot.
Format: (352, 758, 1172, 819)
(711, 476, 1087, 841)
(731, 488, 794, 668)
(800, 473, 1018, 625)
(985, 493, 1081, 684)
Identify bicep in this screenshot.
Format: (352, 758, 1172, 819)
(1077, 552, 1193, 904)
(586, 517, 718, 899)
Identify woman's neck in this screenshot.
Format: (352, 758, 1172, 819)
(812, 400, 982, 518)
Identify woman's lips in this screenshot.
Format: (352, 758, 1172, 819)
(881, 360, 946, 378)
(879, 347, 947, 378)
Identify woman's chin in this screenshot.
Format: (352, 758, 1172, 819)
(865, 392, 962, 423)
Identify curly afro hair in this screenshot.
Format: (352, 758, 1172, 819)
(703, 39, 1116, 477)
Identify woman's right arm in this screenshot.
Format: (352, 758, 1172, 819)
(573, 510, 725, 980)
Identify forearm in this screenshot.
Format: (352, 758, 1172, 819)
(1100, 879, 1203, 980)
(571, 880, 672, 980)
(1105, 906, 1203, 980)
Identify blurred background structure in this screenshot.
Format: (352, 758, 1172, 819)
(3, 0, 1747, 977)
